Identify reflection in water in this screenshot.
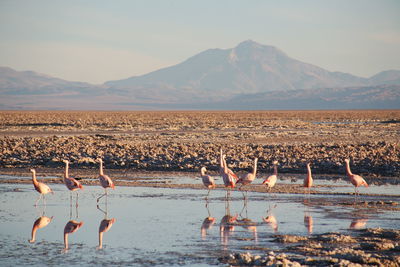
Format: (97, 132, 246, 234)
(349, 218, 368, 229)
(201, 217, 216, 240)
(304, 213, 313, 234)
(237, 199, 258, 243)
(201, 201, 215, 240)
(220, 197, 238, 248)
(28, 215, 53, 243)
(263, 205, 278, 233)
(96, 204, 116, 249)
(63, 220, 84, 250)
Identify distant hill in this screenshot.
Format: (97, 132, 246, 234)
(1, 40, 400, 110)
(0, 66, 102, 96)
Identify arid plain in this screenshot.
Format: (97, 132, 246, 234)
(0, 110, 399, 180)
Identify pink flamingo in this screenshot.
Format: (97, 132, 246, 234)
(63, 220, 84, 250)
(200, 167, 216, 199)
(30, 169, 53, 206)
(219, 149, 238, 181)
(303, 163, 313, 194)
(62, 160, 83, 205)
(221, 155, 237, 195)
(28, 216, 53, 243)
(97, 158, 115, 203)
(344, 158, 368, 195)
(97, 218, 116, 249)
(237, 158, 258, 189)
(262, 161, 278, 191)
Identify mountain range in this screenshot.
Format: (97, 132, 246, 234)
(1, 40, 399, 110)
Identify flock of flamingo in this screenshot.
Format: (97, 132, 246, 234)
(200, 149, 369, 198)
(30, 149, 368, 207)
(26, 151, 369, 251)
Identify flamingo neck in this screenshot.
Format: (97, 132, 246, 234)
(99, 161, 104, 176)
(31, 172, 39, 186)
(252, 159, 258, 176)
(219, 150, 224, 169)
(200, 168, 206, 176)
(64, 162, 69, 179)
(307, 164, 312, 179)
(223, 158, 228, 172)
(273, 164, 278, 176)
(345, 161, 353, 176)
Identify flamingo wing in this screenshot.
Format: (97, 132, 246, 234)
(99, 175, 114, 189)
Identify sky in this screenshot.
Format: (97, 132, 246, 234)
(0, 0, 399, 84)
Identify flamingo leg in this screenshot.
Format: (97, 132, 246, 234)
(97, 188, 108, 203)
(205, 189, 211, 201)
(76, 192, 79, 208)
(34, 194, 42, 207)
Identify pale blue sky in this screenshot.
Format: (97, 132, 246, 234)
(1, 0, 399, 84)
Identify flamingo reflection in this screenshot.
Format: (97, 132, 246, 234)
(63, 220, 84, 250)
(304, 213, 313, 234)
(96, 204, 116, 249)
(201, 201, 216, 240)
(237, 199, 258, 243)
(262, 205, 278, 233)
(220, 196, 238, 247)
(28, 208, 53, 243)
(349, 218, 368, 229)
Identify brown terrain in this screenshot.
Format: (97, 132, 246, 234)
(0, 110, 399, 180)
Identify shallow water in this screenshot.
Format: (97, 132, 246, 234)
(0, 179, 399, 266)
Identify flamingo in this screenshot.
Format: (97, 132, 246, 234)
(221, 155, 237, 196)
(303, 163, 313, 194)
(262, 161, 278, 191)
(30, 169, 53, 206)
(237, 158, 258, 189)
(63, 220, 84, 250)
(62, 160, 83, 206)
(344, 158, 368, 195)
(200, 167, 216, 199)
(97, 158, 115, 203)
(219, 148, 238, 181)
(28, 216, 53, 243)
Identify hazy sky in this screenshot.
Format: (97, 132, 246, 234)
(1, 0, 399, 84)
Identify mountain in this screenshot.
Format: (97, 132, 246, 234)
(0, 40, 399, 110)
(0, 67, 103, 96)
(368, 70, 400, 86)
(105, 40, 374, 102)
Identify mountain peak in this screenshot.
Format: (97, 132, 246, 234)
(233, 40, 287, 58)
